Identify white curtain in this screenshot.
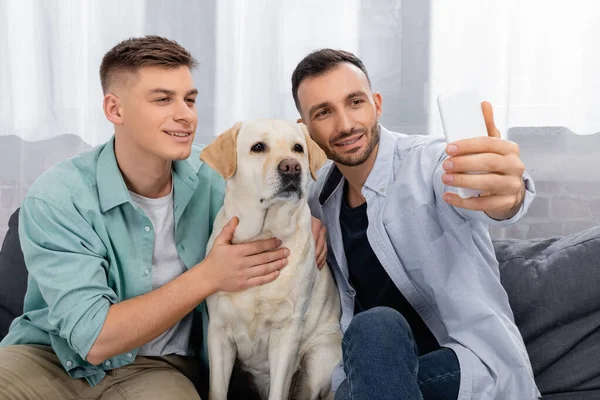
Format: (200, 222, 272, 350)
(0, 0, 147, 145)
(1, 0, 600, 243)
(3, 0, 600, 142)
(214, 0, 360, 134)
(428, 0, 600, 137)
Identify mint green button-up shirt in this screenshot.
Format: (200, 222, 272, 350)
(0, 136, 224, 386)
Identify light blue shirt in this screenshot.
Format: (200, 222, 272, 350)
(0, 137, 224, 386)
(308, 126, 541, 399)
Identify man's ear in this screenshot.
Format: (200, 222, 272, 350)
(200, 122, 242, 180)
(299, 123, 327, 181)
(103, 93, 124, 125)
(373, 91, 383, 119)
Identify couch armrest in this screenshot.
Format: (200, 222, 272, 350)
(0, 208, 28, 340)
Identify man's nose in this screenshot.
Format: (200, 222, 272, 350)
(278, 158, 301, 176)
(173, 99, 197, 124)
(336, 110, 353, 134)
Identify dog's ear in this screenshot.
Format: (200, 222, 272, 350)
(299, 123, 327, 181)
(200, 122, 242, 180)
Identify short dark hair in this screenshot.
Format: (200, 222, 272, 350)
(99, 35, 198, 94)
(291, 48, 371, 112)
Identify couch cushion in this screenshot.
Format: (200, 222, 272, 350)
(0, 208, 27, 341)
(542, 391, 600, 400)
(495, 227, 600, 396)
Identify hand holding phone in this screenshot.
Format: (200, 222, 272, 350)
(437, 91, 488, 199)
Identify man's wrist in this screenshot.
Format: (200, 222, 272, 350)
(190, 259, 219, 298)
(485, 181, 526, 221)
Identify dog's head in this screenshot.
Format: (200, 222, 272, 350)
(200, 119, 327, 207)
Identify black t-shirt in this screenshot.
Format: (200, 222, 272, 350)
(339, 186, 440, 356)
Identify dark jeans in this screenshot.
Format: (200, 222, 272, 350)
(335, 307, 461, 400)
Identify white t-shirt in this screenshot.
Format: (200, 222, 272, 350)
(130, 186, 193, 356)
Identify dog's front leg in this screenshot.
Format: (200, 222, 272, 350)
(268, 324, 303, 400)
(208, 321, 236, 400)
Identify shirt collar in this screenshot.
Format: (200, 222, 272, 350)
(97, 136, 131, 213)
(97, 136, 200, 213)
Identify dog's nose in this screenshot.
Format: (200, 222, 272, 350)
(278, 158, 301, 175)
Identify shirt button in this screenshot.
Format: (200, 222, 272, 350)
(66, 360, 72, 367)
(380, 187, 385, 193)
(104, 360, 111, 367)
(127, 352, 133, 358)
(144, 268, 150, 275)
(144, 226, 151, 232)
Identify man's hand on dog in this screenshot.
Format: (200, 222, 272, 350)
(441, 101, 526, 220)
(311, 217, 327, 269)
(203, 217, 289, 292)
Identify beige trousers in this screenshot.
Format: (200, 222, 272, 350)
(0, 345, 202, 400)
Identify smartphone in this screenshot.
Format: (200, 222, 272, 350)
(437, 91, 487, 199)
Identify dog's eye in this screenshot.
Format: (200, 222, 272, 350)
(294, 144, 304, 153)
(251, 142, 266, 153)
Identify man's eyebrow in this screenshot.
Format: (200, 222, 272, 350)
(308, 90, 369, 117)
(345, 90, 368, 100)
(147, 88, 198, 96)
(148, 88, 175, 96)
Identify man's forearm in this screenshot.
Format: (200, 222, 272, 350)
(86, 262, 214, 365)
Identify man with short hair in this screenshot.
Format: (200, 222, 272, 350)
(292, 49, 540, 399)
(0, 36, 328, 399)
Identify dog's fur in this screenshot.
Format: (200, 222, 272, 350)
(200, 119, 342, 400)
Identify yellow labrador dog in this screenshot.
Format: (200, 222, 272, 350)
(200, 119, 342, 400)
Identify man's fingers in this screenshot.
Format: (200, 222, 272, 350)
(442, 174, 522, 194)
(316, 250, 327, 270)
(442, 172, 522, 194)
(238, 237, 283, 256)
(311, 216, 322, 242)
(319, 225, 326, 242)
(316, 225, 327, 254)
(247, 257, 288, 279)
(245, 247, 289, 268)
(443, 153, 522, 174)
(246, 270, 281, 288)
(446, 136, 518, 157)
(312, 217, 327, 257)
(443, 192, 519, 213)
(481, 101, 501, 138)
(215, 217, 238, 245)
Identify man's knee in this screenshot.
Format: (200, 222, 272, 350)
(345, 307, 413, 343)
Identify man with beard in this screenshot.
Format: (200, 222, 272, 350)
(291, 49, 540, 400)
